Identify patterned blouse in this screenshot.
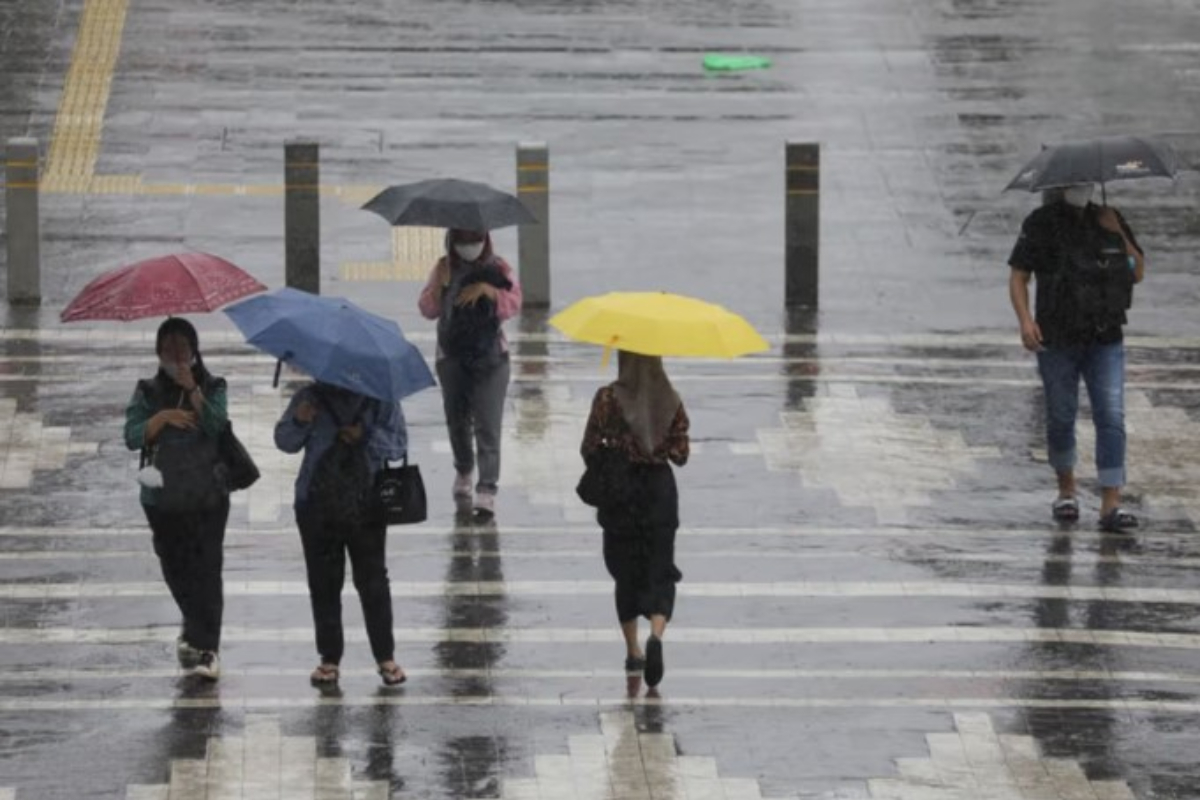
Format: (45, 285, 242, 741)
(581, 386, 690, 467)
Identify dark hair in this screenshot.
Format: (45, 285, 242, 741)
(156, 317, 200, 356)
(155, 317, 212, 387)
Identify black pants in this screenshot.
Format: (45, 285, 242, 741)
(296, 503, 395, 664)
(144, 499, 230, 653)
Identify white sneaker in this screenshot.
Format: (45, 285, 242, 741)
(473, 491, 495, 518)
(176, 636, 201, 669)
(192, 651, 220, 681)
(453, 472, 473, 498)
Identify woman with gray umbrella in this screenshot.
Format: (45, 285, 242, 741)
(419, 229, 523, 518)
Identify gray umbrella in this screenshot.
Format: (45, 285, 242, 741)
(1004, 135, 1184, 200)
(362, 178, 537, 231)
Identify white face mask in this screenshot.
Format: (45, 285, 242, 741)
(454, 241, 485, 262)
(1062, 184, 1094, 208)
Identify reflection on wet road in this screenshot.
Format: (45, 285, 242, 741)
(4, 0, 1200, 796)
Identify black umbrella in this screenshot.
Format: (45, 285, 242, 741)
(362, 178, 537, 231)
(1004, 135, 1184, 201)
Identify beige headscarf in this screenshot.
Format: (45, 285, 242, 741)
(611, 351, 682, 454)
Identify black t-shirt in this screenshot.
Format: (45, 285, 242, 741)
(1008, 201, 1142, 347)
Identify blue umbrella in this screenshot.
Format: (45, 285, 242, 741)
(224, 288, 435, 402)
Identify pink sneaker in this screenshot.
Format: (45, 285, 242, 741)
(452, 473, 473, 498)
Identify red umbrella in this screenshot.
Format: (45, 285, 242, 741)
(61, 253, 267, 322)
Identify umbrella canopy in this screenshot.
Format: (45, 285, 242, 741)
(223, 288, 436, 402)
(1004, 135, 1184, 193)
(549, 292, 770, 359)
(362, 178, 537, 231)
(61, 253, 266, 322)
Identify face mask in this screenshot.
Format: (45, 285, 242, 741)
(454, 241, 485, 262)
(1062, 184, 1094, 208)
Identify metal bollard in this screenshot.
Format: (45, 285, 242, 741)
(285, 140, 320, 294)
(785, 141, 820, 309)
(516, 142, 550, 308)
(5, 138, 41, 306)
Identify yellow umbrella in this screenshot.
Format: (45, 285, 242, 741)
(549, 292, 770, 359)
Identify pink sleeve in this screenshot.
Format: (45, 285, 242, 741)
(418, 260, 446, 320)
(495, 259, 523, 322)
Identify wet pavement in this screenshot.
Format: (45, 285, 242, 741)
(3, 0, 1200, 798)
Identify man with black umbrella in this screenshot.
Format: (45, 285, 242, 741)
(1008, 183, 1145, 531)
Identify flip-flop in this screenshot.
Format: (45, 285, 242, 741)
(624, 656, 646, 673)
(310, 663, 339, 686)
(1052, 496, 1080, 522)
(1100, 507, 1139, 533)
(378, 662, 407, 686)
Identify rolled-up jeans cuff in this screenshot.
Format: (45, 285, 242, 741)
(1048, 448, 1077, 473)
(1097, 467, 1125, 488)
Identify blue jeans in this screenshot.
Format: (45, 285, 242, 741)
(1037, 343, 1126, 488)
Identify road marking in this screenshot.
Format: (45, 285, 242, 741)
(0, 524, 1186, 543)
(341, 226, 443, 282)
(44, 0, 129, 183)
(4, 579, 1200, 604)
(4, 547, 1198, 568)
(1, 665, 1197, 684)
(2, 625, 1199, 649)
(0, 695, 1196, 713)
(9, 370, 1200, 389)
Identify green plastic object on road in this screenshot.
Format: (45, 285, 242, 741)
(703, 53, 773, 72)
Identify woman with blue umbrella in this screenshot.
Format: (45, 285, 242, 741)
(226, 289, 434, 686)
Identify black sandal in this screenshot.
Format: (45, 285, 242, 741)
(1099, 507, 1139, 533)
(310, 663, 339, 686)
(378, 661, 407, 686)
(1052, 496, 1080, 522)
(644, 635, 664, 688)
(624, 656, 646, 673)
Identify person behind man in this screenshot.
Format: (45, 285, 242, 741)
(275, 381, 408, 687)
(125, 318, 230, 680)
(1008, 182, 1145, 531)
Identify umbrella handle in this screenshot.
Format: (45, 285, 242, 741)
(273, 359, 283, 388)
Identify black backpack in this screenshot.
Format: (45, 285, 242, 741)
(1053, 227, 1134, 337)
(307, 393, 374, 525)
(441, 266, 512, 363)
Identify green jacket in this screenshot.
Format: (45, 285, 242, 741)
(124, 374, 228, 506)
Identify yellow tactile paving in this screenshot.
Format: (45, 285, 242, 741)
(340, 226, 443, 282)
(44, 0, 129, 182)
(39, 0, 391, 203)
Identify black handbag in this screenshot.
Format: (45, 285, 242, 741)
(218, 421, 259, 492)
(576, 446, 634, 509)
(375, 458, 427, 525)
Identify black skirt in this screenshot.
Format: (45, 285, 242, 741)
(598, 463, 682, 622)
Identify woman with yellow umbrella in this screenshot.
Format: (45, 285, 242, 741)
(553, 292, 768, 688)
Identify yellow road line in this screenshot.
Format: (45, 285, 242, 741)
(44, 0, 129, 181)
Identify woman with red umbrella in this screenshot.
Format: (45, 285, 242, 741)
(124, 318, 231, 681)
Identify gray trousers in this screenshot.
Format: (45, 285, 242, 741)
(436, 355, 510, 494)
